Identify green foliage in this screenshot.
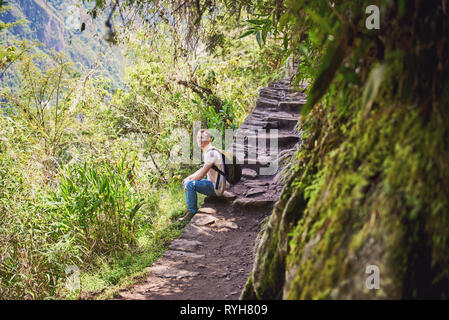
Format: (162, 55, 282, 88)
(50, 159, 144, 255)
(77, 185, 189, 298)
(203, 99, 239, 132)
(109, 21, 284, 182)
(0, 0, 283, 300)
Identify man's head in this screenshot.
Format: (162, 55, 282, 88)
(197, 129, 212, 149)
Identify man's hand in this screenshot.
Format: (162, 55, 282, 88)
(183, 176, 193, 192)
(183, 163, 214, 192)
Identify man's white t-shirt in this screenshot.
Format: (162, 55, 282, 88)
(204, 145, 226, 196)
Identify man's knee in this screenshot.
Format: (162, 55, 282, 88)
(186, 180, 196, 191)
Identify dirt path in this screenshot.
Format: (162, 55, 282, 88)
(117, 77, 305, 300)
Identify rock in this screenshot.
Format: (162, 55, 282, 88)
(256, 97, 279, 109)
(214, 220, 239, 230)
(230, 184, 247, 195)
(272, 172, 281, 185)
(278, 101, 306, 112)
(222, 190, 237, 200)
(198, 207, 217, 214)
(192, 214, 217, 226)
(244, 181, 270, 187)
(232, 198, 275, 208)
(239, 124, 261, 130)
(163, 250, 205, 259)
(246, 187, 267, 197)
(150, 265, 199, 278)
(169, 239, 203, 252)
(181, 223, 214, 239)
(242, 168, 258, 179)
(243, 155, 273, 166)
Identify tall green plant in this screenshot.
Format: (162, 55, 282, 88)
(51, 159, 144, 256)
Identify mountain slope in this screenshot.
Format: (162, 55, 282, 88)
(0, 0, 124, 87)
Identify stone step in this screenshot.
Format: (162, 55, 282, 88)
(243, 180, 270, 188)
(192, 213, 217, 226)
(256, 97, 279, 109)
(240, 156, 277, 167)
(275, 79, 292, 85)
(286, 92, 306, 100)
(252, 110, 298, 120)
(239, 124, 263, 131)
(265, 116, 299, 131)
(267, 83, 291, 91)
(239, 123, 279, 131)
(270, 79, 291, 86)
(260, 87, 286, 95)
(246, 187, 268, 197)
(250, 110, 275, 118)
(241, 119, 279, 129)
(240, 163, 278, 175)
(232, 197, 275, 209)
(150, 265, 200, 279)
(278, 100, 306, 112)
(231, 146, 274, 156)
(239, 133, 300, 148)
(169, 239, 203, 252)
(163, 250, 205, 259)
(241, 168, 258, 179)
(259, 91, 285, 100)
(261, 107, 281, 113)
(231, 144, 279, 154)
(259, 88, 283, 96)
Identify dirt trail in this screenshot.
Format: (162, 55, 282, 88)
(118, 77, 306, 300)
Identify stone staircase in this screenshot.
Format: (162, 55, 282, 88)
(117, 76, 306, 300)
(228, 77, 306, 209)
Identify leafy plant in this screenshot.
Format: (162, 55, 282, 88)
(51, 158, 145, 256)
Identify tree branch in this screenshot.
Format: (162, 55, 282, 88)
(175, 78, 224, 112)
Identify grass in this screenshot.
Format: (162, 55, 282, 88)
(62, 184, 206, 300)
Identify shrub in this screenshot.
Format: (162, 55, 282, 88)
(50, 159, 145, 257)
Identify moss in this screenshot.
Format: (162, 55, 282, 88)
(240, 273, 257, 300)
(279, 98, 449, 299)
(242, 1, 449, 300)
(252, 224, 282, 299)
(248, 60, 449, 300)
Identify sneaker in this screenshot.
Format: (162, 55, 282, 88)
(178, 209, 195, 222)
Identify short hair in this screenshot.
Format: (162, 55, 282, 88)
(197, 129, 211, 141)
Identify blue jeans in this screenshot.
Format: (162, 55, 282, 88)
(183, 178, 216, 213)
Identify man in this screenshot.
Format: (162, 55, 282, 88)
(179, 129, 226, 222)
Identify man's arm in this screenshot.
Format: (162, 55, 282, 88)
(183, 162, 214, 191)
(191, 162, 214, 180)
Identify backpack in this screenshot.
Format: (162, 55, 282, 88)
(209, 147, 242, 187)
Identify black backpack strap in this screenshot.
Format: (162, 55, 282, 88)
(211, 164, 226, 177)
(215, 168, 220, 189)
(208, 147, 227, 187)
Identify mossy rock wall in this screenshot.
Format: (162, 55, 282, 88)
(242, 2, 449, 300)
(243, 99, 449, 300)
